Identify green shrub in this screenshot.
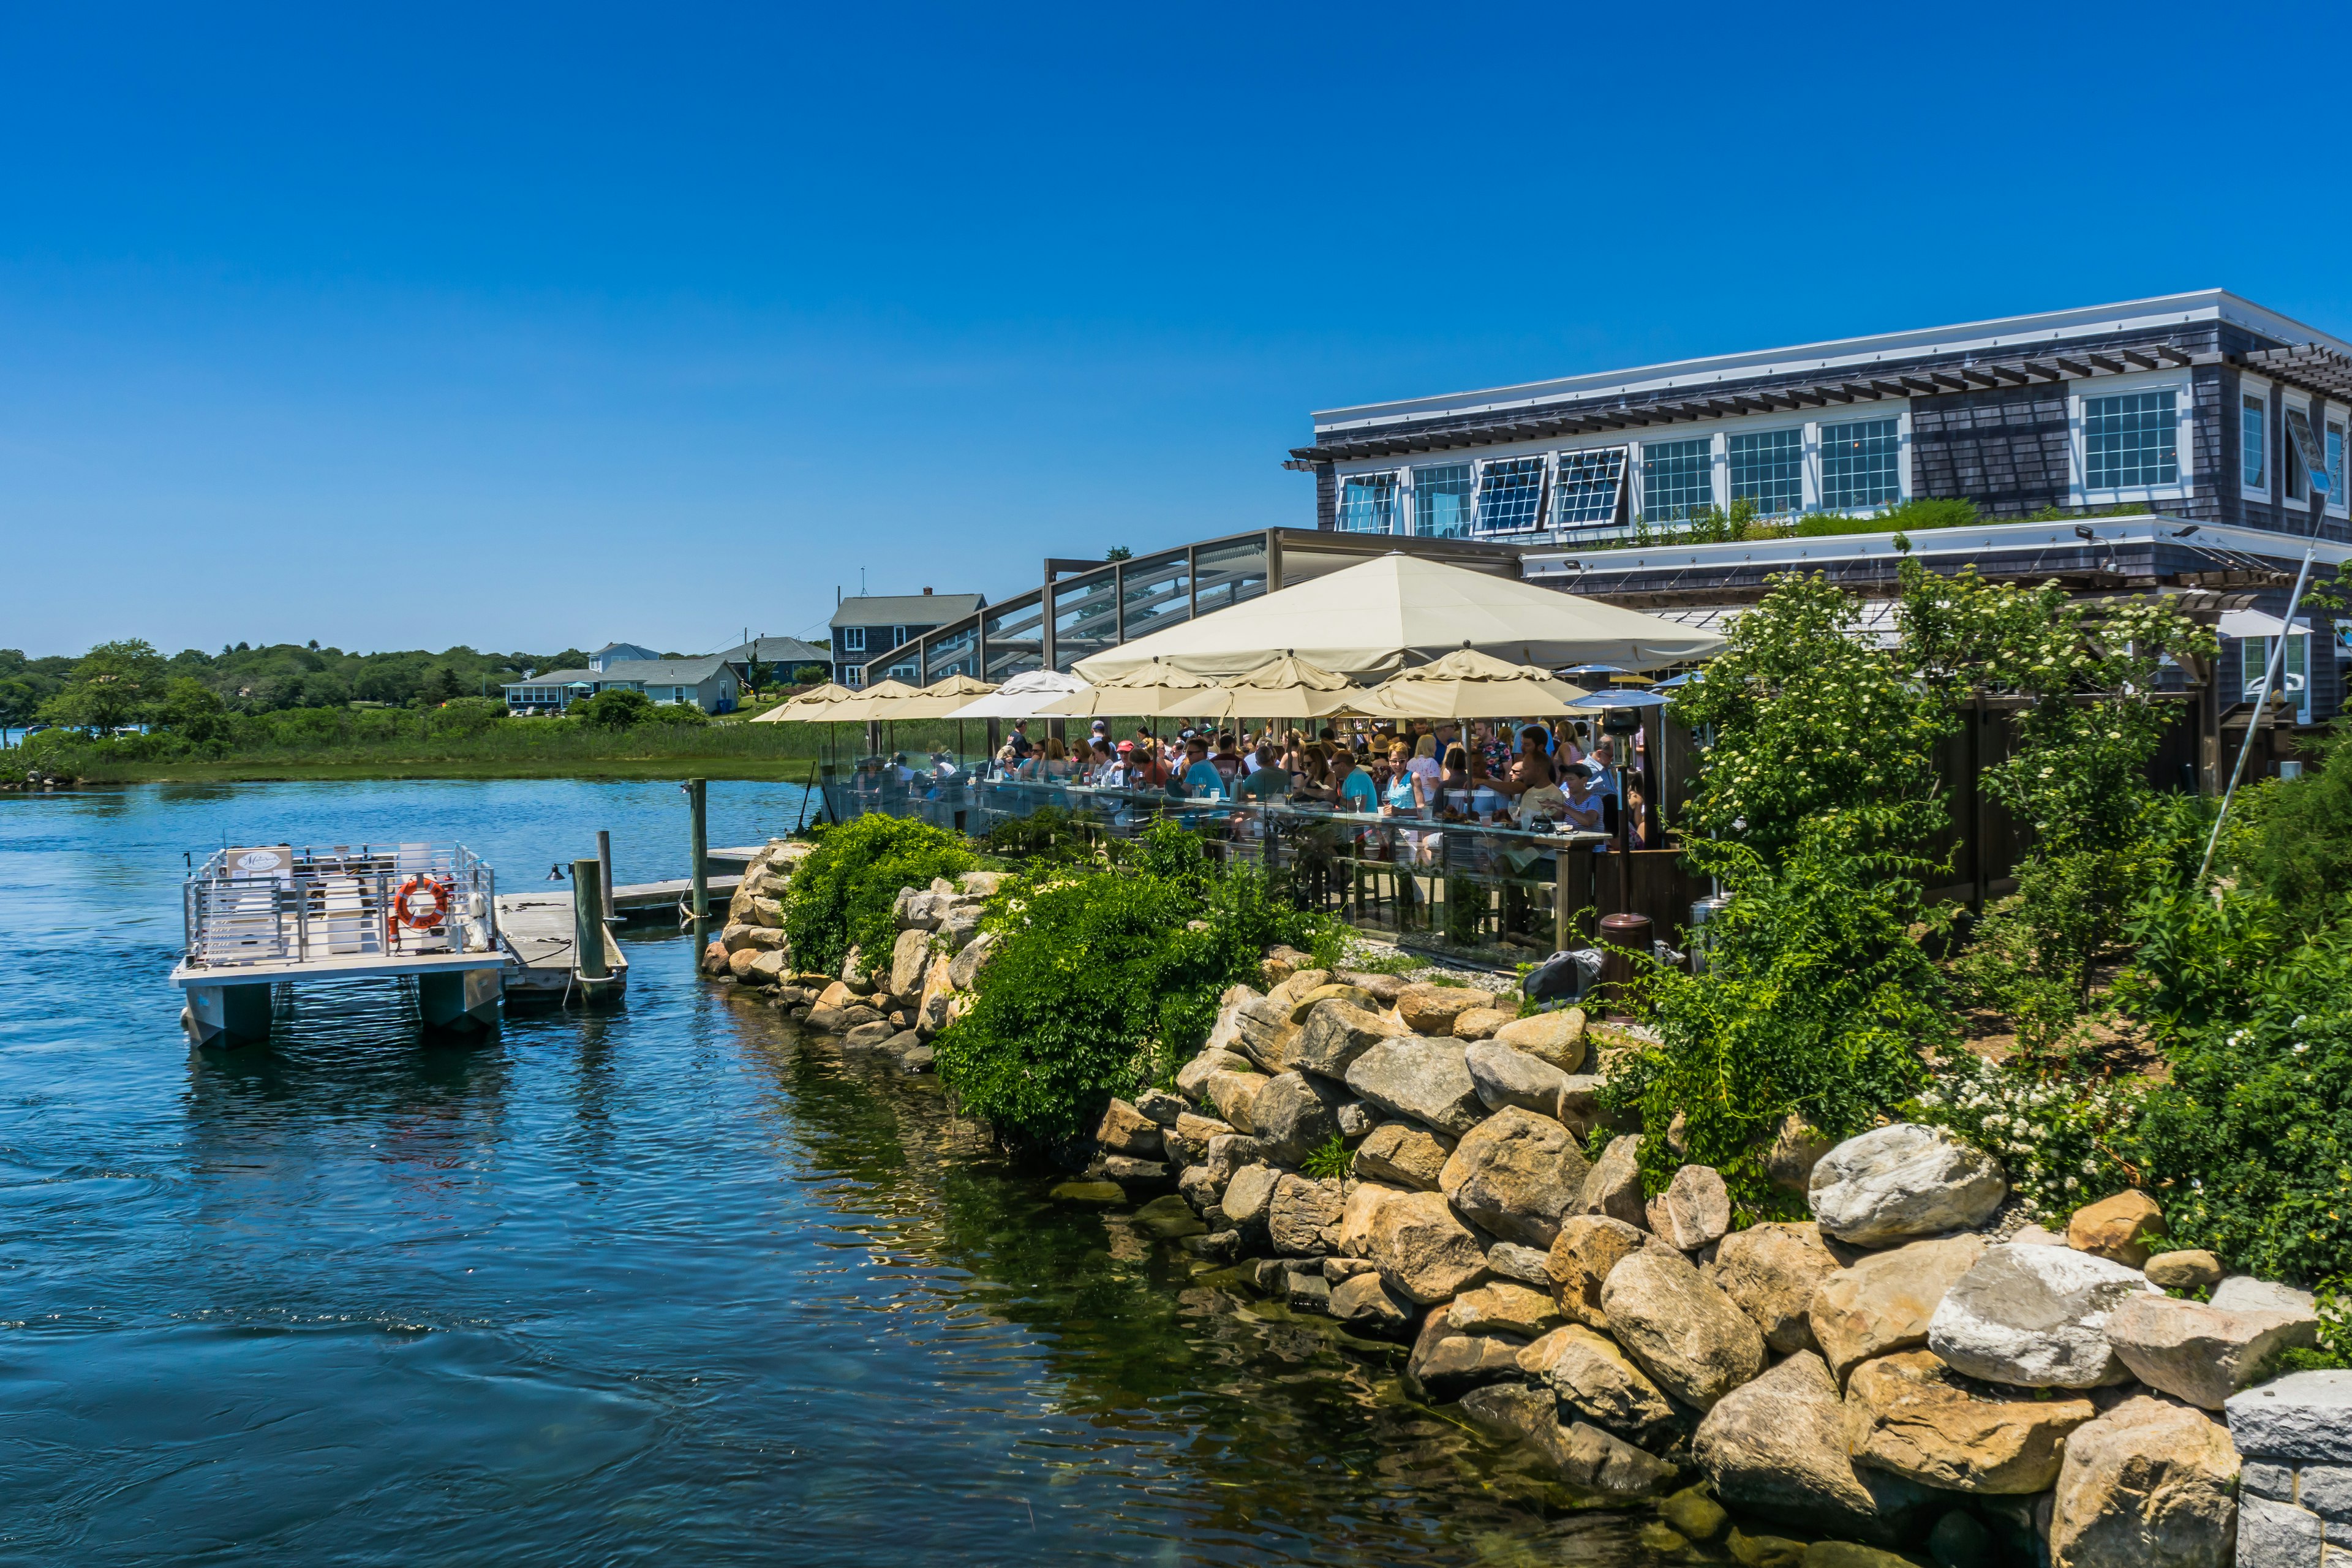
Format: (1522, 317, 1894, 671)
(935, 821, 1332, 1153)
(2237, 720, 2352, 935)
(2127, 927, 2352, 1288)
(1604, 827, 1951, 1210)
(782, 813, 974, 976)
(579, 688, 655, 729)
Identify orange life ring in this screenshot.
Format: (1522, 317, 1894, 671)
(391, 875, 451, 930)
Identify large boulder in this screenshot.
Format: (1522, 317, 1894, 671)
(1705, 1221, 1845, 1355)
(1807, 1233, 1986, 1381)
(2048, 1395, 2239, 1568)
(1577, 1132, 1648, 1227)
(1534, 1420, 1679, 1497)
(2225, 1368, 2352, 1463)
(1647, 1164, 1733, 1252)
(1221, 1163, 1281, 1235)
(887, 927, 932, 1000)
(1201, 1133, 1276, 1186)
(1203, 1069, 1270, 1134)
(1292, 998, 1409, 1082)
(1267, 1174, 1346, 1256)
(1842, 1349, 2098, 1493)
(1694, 1351, 1936, 1545)
(2104, 1296, 2319, 1411)
(1464, 1039, 1571, 1118)
(1493, 1007, 1588, 1072)
(1765, 1115, 1836, 1194)
(1450, 1006, 1515, 1041)
(2066, 1189, 2167, 1268)
(1396, 984, 1490, 1036)
(1332, 969, 1406, 1006)
(916, 952, 955, 1035)
(1351, 1121, 1452, 1191)
(1807, 1123, 2007, 1246)
(1250, 1072, 1341, 1164)
(1344, 1037, 1484, 1137)
(1438, 1106, 1590, 1250)
(1520, 1322, 1679, 1450)
(1336, 1180, 1408, 1257)
(1546, 1214, 1646, 1331)
(1286, 981, 1379, 1024)
(1447, 1281, 1564, 1338)
(1600, 1243, 1766, 1412)
(2209, 1276, 2316, 1315)
(1927, 1243, 2160, 1389)
(1406, 1308, 1527, 1400)
(1233, 995, 1305, 1074)
(1174, 1046, 1251, 1101)
(2144, 1251, 2224, 1292)
(1329, 1271, 1414, 1332)
(946, 929, 998, 990)
(1367, 1189, 1490, 1304)
(1094, 1098, 1164, 1158)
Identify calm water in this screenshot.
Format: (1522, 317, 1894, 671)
(0, 780, 1656, 1566)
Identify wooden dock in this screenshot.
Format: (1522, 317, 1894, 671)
(496, 893, 627, 1003)
(606, 844, 763, 922)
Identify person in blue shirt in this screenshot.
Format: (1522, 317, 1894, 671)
(1176, 736, 1227, 799)
(1335, 748, 1378, 813)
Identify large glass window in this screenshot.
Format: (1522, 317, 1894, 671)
(1474, 458, 1546, 533)
(2083, 390, 2177, 489)
(2243, 395, 2267, 489)
(1821, 418, 1902, 510)
(1641, 438, 1713, 523)
(1412, 464, 1473, 538)
(1338, 472, 1398, 533)
(2242, 633, 2311, 722)
(2330, 420, 2346, 505)
(1728, 428, 1805, 515)
(1551, 447, 1627, 529)
(842, 626, 865, 652)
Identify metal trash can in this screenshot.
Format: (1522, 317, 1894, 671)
(1686, 895, 1732, 974)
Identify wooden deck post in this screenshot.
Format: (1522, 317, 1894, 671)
(596, 830, 616, 922)
(573, 858, 609, 981)
(687, 778, 709, 938)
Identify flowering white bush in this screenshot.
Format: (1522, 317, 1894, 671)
(1913, 1054, 2142, 1223)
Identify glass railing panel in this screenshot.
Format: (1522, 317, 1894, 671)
(1052, 569, 1120, 672)
(1119, 550, 1191, 641)
(1193, 538, 1268, 615)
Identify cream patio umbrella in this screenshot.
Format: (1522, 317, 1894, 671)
(1160, 653, 1373, 723)
(1355, 647, 1590, 722)
(943, 668, 1090, 720)
(892, 673, 997, 718)
(1072, 551, 1725, 681)
(750, 682, 859, 721)
(824, 679, 924, 725)
(1036, 657, 1220, 718)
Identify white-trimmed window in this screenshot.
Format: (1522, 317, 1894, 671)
(1641, 437, 1713, 523)
(2242, 392, 2268, 492)
(843, 666, 864, 688)
(1551, 447, 1627, 529)
(842, 626, 866, 652)
(1728, 428, 1805, 516)
(2329, 417, 2347, 514)
(890, 625, 908, 648)
(1474, 457, 1546, 534)
(1822, 418, 1902, 510)
(1338, 472, 1398, 533)
(1412, 462, 1473, 538)
(2241, 633, 2312, 724)
(2084, 390, 2178, 490)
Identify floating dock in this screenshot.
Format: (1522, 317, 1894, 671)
(495, 892, 628, 1003)
(170, 843, 508, 1045)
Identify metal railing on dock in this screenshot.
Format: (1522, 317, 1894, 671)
(182, 843, 499, 969)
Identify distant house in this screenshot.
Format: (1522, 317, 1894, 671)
(716, 635, 832, 690)
(502, 655, 741, 714)
(587, 642, 663, 673)
(829, 590, 984, 688)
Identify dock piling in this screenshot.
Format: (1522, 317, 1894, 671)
(597, 831, 616, 921)
(687, 778, 709, 938)
(573, 858, 610, 981)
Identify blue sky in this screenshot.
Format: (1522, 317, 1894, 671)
(7, 1, 2351, 659)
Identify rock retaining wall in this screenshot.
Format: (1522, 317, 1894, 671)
(1087, 941, 2338, 1567)
(698, 839, 1005, 1076)
(2230, 1371, 2352, 1567)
